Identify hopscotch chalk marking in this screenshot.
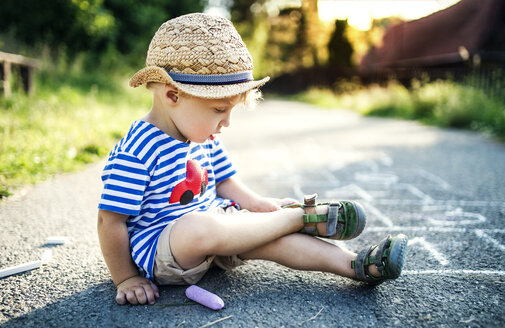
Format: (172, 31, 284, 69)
(415, 169, 452, 190)
(474, 230, 505, 252)
(321, 168, 340, 185)
(404, 270, 505, 277)
(361, 201, 394, 227)
(293, 183, 305, 200)
(368, 226, 505, 234)
(408, 237, 449, 266)
(427, 209, 486, 226)
(354, 172, 399, 185)
(292, 162, 503, 277)
(378, 154, 394, 167)
(362, 160, 379, 172)
(374, 199, 505, 207)
(324, 184, 374, 202)
(397, 183, 434, 204)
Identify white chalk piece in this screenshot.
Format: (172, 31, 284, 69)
(41, 250, 53, 264)
(185, 285, 225, 310)
(45, 236, 69, 245)
(0, 260, 42, 278)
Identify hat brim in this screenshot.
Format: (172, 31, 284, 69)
(129, 66, 270, 99)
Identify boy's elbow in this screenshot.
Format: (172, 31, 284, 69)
(97, 210, 106, 231)
(97, 209, 127, 229)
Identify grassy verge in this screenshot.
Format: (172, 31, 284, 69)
(285, 79, 505, 142)
(0, 67, 150, 198)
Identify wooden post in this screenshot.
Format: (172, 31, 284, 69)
(27, 67, 35, 96)
(0, 51, 38, 97)
(3, 61, 11, 98)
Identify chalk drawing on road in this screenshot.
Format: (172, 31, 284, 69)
(324, 184, 374, 202)
(280, 153, 504, 278)
(474, 230, 505, 253)
(427, 209, 487, 226)
(375, 199, 505, 207)
(293, 183, 305, 200)
(408, 237, 449, 266)
(354, 172, 399, 185)
(402, 207, 487, 226)
(395, 183, 434, 204)
(414, 168, 451, 190)
(403, 270, 505, 277)
(378, 154, 394, 167)
(338, 163, 503, 278)
(361, 201, 394, 227)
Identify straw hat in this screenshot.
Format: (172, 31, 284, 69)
(129, 13, 269, 99)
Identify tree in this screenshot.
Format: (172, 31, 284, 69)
(328, 20, 354, 68)
(0, 0, 206, 64)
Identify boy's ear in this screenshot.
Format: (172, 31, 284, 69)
(164, 84, 179, 104)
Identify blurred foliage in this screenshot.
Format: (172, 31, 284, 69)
(288, 75, 505, 142)
(0, 60, 150, 198)
(230, 0, 350, 79)
(328, 20, 353, 68)
(0, 0, 206, 68)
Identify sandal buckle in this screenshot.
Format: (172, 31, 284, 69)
(303, 193, 317, 207)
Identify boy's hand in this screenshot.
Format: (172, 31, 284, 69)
(116, 276, 160, 305)
(272, 197, 299, 208)
(252, 197, 298, 212)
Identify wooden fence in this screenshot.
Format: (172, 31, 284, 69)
(0, 51, 39, 97)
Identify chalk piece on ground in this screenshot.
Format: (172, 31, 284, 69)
(0, 261, 42, 279)
(46, 236, 69, 245)
(185, 285, 225, 310)
(41, 250, 53, 264)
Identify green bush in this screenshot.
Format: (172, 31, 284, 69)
(0, 61, 150, 198)
(288, 77, 505, 142)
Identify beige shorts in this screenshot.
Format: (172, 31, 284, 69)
(153, 206, 247, 285)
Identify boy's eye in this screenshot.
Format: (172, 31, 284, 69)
(214, 108, 226, 113)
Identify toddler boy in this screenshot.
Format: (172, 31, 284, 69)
(97, 13, 408, 305)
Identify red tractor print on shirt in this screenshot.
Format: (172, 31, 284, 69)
(169, 159, 209, 205)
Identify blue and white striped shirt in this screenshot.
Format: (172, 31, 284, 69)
(98, 121, 236, 279)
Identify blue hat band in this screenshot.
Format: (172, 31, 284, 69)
(167, 71, 254, 85)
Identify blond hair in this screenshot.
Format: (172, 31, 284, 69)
(146, 82, 261, 110)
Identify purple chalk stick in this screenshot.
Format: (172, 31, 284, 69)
(185, 285, 225, 310)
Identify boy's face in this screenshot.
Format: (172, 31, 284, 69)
(172, 94, 242, 143)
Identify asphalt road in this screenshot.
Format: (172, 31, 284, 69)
(1, 100, 504, 327)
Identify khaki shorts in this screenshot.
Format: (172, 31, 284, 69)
(153, 206, 247, 285)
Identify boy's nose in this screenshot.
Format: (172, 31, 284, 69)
(220, 113, 231, 127)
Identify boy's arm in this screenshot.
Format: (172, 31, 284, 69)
(216, 176, 295, 212)
(97, 209, 159, 305)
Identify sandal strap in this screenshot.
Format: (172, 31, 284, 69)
(326, 203, 342, 236)
(352, 244, 376, 281)
(302, 193, 318, 224)
(374, 234, 392, 277)
(299, 226, 318, 235)
(302, 213, 327, 223)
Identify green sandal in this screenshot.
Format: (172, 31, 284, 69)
(352, 234, 408, 284)
(285, 193, 366, 240)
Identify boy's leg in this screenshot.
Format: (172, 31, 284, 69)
(240, 234, 383, 279)
(170, 207, 311, 270)
(240, 233, 358, 278)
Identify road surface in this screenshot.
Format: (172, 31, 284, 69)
(1, 100, 504, 327)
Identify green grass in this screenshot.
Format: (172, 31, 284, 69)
(287, 79, 505, 142)
(0, 68, 150, 198)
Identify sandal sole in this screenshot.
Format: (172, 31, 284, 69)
(336, 201, 367, 240)
(387, 234, 408, 279)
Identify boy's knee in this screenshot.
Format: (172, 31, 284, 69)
(173, 212, 222, 253)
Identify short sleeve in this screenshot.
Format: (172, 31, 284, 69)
(211, 138, 236, 183)
(98, 151, 150, 216)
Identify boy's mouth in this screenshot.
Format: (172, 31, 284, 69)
(209, 135, 215, 140)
